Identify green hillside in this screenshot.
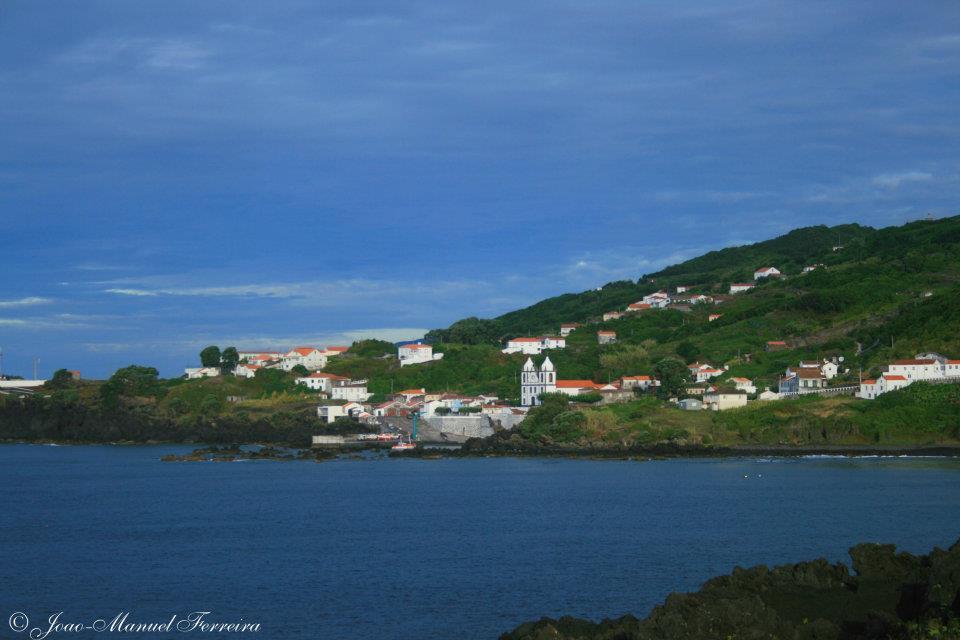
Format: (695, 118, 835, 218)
(329, 215, 960, 400)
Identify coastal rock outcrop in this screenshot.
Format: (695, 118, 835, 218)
(500, 539, 960, 640)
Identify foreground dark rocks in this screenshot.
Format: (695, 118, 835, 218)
(501, 539, 960, 640)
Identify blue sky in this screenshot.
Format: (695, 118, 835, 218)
(1, 1, 958, 378)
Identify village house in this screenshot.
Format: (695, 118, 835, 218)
(626, 302, 652, 312)
(884, 358, 945, 381)
(703, 387, 748, 411)
(597, 330, 617, 345)
(690, 294, 714, 304)
(330, 379, 372, 402)
(858, 375, 910, 400)
(642, 291, 671, 308)
(559, 323, 580, 337)
(280, 347, 327, 371)
(675, 285, 693, 293)
(620, 375, 658, 392)
(754, 267, 781, 280)
(730, 283, 756, 294)
(803, 264, 825, 273)
(234, 363, 261, 379)
(184, 367, 220, 379)
(780, 368, 826, 393)
(678, 398, 703, 411)
(688, 363, 724, 383)
(708, 313, 723, 322)
(296, 371, 349, 393)
(603, 311, 624, 321)
(238, 350, 283, 363)
(398, 343, 444, 367)
(395, 388, 426, 401)
(765, 340, 789, 352)
(520, 357, 557, 406)
(728, 377, 757, 394)
(555, 379, 602, 397)
(502, 336, 566, 355)
(317, 402, 363, 423)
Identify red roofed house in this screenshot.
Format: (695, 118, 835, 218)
(234, 363, 261, 379)
(765, 341, 789, 352)
(281, 346, 327, 371)
(555, 380, 602, 397)
(620, 375, 658, 391)
(627, 302, 652, 312)
(603, 311, 624, 321)
(708, 313, 723, 322)
(597, 330, 617, 345)
(559, 323, 580, 337)
(688, 363, 724, 383)
(859, 374, 910, 400)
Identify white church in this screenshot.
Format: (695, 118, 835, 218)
(521, 357, 557, 406)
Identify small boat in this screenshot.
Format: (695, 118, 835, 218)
(391, 437, 417, 451)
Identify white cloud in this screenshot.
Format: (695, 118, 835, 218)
(871, 171, 933, 189)
(104, 288, 158, 297)
(0, 297, 53, 308)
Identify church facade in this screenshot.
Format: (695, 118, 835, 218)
(521, 356, 556, 406)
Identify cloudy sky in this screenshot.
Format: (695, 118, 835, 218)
(1, 1, 958, 378)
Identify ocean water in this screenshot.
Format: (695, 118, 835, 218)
(1, 445, 959, 639)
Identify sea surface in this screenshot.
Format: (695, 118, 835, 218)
(2, 445, 959, 640)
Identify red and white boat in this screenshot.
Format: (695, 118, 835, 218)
(391, 437, 417, 451)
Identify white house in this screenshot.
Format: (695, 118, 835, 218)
(280, 347, 327, 371)
(597, 330, 617, 345)
(238, 350, 282, 363)
(234, 363, 261, 379)
(559, 323, 580, 337)
(730, 283, 756, 294)
(690, 294, 713, 304)
(884, 359, 944, 381)
(728, 377, 757, 394)
(676, 285, 693, 294)
(688, 363, 724, 383)
(316, 401, 363, 423)
(555, 380, 602, 397)
(398, 343, 444, 367)
(184, 367, 220, 379)
(296, 372, 349, 392)
(502, 336, 565, 355)
(754, 267, 781, 280)
(703, 389, 748, 411)
(185, 367, 219, 379)
(331, 381, 372, 402)
(322, 346, 350, 358)
(803, 264, 824, 273)
(521, 357, 557, 406)
(620, 375, 658, 391)
(642, 291, 671, 308)
(858, 375, 910, 400)
(603, 311, 624, 321)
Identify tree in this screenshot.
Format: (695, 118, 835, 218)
(47, 369, 75, 390)
(653, 358, 690, 399)
(100, 365, 161, 409)
(676, 341, 701, 364)
(200, 346, 221, 367)
(200, 394, 222, 417)
(221, 347, 239, 373)
(290, 364, 309, 377)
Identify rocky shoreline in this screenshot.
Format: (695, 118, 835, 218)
(501, 539, 960, 640)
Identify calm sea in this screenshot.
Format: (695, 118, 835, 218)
(1, 445, 959, 639)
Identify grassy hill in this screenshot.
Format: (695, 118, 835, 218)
(330, 215, 960, 399)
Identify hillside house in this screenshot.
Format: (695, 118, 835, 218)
(281, 347, 327, 371)
(675, 285, 693, 293)
(395, 388, 426, 401)
(185, 367, 220, 379)
(626, 302, 652, 312)
(521, 357, 556, 406)
(234, 363, 261, 379)
(858, 375, 910, 400)
(238, 350, 283, 363)
(708, 313, 723, 322)
(502, 336, 566, 355)
(559, 323, 580, 337)
(317, 402, 363, 423)
(754, 267, 781, 280)
(620, 375, 658, 391)
(884, 359, 944, 381)
(690, 294, 713, 304)
(330, 380, 372, 402)
(597, 330, 617, 345)
(803, 264, 824, 273)
(703, 388, 748, 411)
(678, 398, 703, 411)
(603, 311, 624, 321)
(555, 380, 602, 397)
(730, 283, 755, 294)
(766, 341, 789, 352)
(688, 363, 724, 383)
(642, 291, 671, 308)
(296, 372, 348, 393)
(728, 377, 757, 394)
(398, 343, 444, 367)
